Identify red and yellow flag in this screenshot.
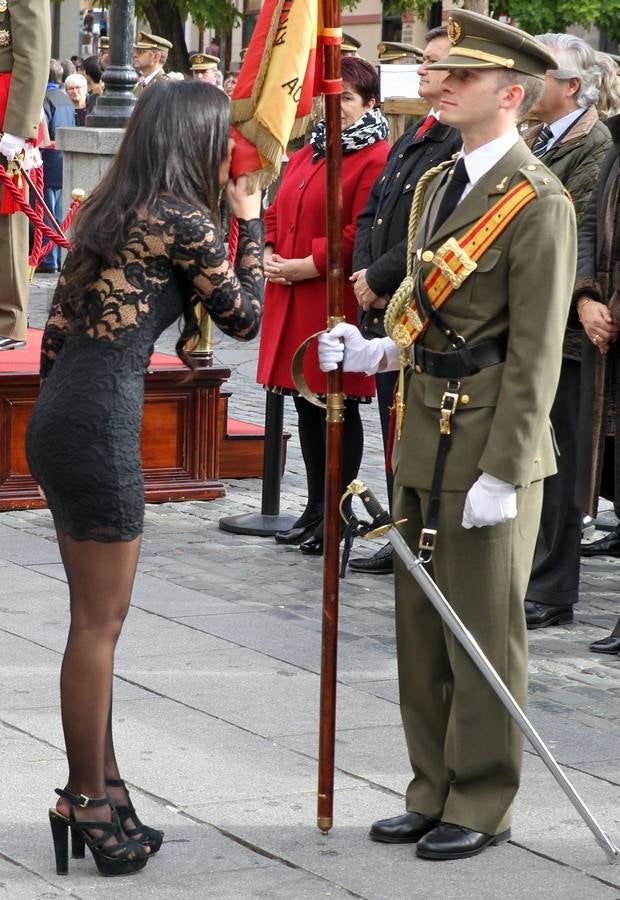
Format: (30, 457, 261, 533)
(230, 0, 323, 188)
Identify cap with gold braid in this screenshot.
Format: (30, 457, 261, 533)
(341, 33, 361, 53)
(427, 10, 557, 79)
(378, 41, 424, 64)
(99, 36, 109, 51)
(133, 31, 173, 52)
(189, 52, 219, 71)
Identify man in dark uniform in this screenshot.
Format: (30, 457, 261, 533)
(132, 32, 171, 97)
(0, 0, 50, 349)
(319, 10, 576, 859)
(348, 26, 461, 574)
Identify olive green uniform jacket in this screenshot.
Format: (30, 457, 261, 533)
(392, 137, 576, 835)
(0, 0, 51, 341)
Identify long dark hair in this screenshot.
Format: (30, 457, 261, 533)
(60, 80, 230, 361)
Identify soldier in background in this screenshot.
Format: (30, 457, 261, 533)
(0, 0, 51, 350)
(132, 32, 171, 97)
(341, 34, 361, 57)
(190, 53, 220, 85)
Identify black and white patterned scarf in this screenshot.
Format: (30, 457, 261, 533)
(310, 107, 389, 162)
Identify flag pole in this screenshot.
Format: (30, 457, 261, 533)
(317, 0, 344, 834)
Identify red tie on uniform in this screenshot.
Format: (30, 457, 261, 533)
(415, 113, 438, 139)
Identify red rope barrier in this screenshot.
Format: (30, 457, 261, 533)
(227, 215, 239, 265)
(0, 162, 71, 248)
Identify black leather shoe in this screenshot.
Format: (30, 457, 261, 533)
(369, 811, 439, 844)
(274, 520, 322, 545)
(588, 635, 620, 654)
(349, 543, 394, 575)
(299, 536, 323, 555)
(416, 822, 510, 860)
(581, 530, 620, 558)
(525, 600, 573, 630)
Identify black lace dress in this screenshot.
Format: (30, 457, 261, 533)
(26, 197, 264, 542)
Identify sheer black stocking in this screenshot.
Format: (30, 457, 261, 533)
(293, 396, 364, 535)
(54, 534, 141, 837)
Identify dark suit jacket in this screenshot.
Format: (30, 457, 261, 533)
(353, 118, 461, 337)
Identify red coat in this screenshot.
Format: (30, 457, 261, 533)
(256, 139, 389, 396)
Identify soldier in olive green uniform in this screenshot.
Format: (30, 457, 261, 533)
(319, 11, 576, 859)
(0, 0, 50, 348)
(132, 32, 171, 98)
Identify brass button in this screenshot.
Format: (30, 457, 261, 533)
(422, 250, 434, 263)
(415, 364, 423, 373)
(396, 171, 401, 178)
(381, 175, 386, 182)
(372, 317, 379, 324)
(534, 457, 541, 463)
(398, 153, 404, 158)
(526, 164, 537, 171)
(460, 394, 470, 405)
(405, 183, 411, 190)
(377, 218, 383, 225)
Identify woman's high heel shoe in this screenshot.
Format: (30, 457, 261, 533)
(105, 777, 164, 855)
(49, 787, 148, 877)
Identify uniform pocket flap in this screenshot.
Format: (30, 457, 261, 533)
(473, 247, 502, 273)
(422, 361, 504, 409)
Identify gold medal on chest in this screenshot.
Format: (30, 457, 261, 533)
(0, 0, 7, 13)
(0, 29, 11, 48)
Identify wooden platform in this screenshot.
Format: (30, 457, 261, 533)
(0, 331, 289, 510)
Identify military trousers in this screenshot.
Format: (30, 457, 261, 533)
(393, 478, 543, 835)
(0, 209, 29, 341)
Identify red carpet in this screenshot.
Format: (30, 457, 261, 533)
(2, 328, 264, 438)
(0, 328, 184, 373)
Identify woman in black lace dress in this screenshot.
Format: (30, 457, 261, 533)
(26, 81, 264, 877)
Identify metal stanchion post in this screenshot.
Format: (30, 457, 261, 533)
(219, 391, 296, 535)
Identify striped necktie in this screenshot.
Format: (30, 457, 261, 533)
(532, 124, 554, 158)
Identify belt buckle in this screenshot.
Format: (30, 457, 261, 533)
(432, 238, 477, 289)
(439, 381, 460, 435)
(419, 528, 437, 552)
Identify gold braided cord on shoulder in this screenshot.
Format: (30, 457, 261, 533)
(384, 158, 455, 342)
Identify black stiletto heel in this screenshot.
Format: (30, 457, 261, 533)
(49, 788, 148, 877)
(105, 777, 164, 855)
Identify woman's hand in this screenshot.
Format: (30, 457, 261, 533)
(226, 175, 262, 221)
(264, 253, 319, 285)
(577, 296, 619, 355)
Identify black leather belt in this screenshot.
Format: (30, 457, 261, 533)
(412, 337, 507, 378)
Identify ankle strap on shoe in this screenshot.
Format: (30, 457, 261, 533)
(55, 787, 109, 809)
(104, 777, 126, 788)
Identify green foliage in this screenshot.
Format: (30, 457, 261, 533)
(135, 0, 241, 34)
(490, 0, 620, 41)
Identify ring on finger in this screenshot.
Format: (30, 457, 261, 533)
(594, 333, 600, 342)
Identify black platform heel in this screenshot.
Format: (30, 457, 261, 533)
(105, 777, 164, 855)
(49, 788, 148, 877)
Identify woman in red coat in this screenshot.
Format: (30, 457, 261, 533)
(256, 57, 390, 554)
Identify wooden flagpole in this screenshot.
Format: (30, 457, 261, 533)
(317, 0, 344, 834)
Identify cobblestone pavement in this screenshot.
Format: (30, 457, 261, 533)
(0, 278, 618, 898)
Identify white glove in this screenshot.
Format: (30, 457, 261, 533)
(20, 143, 42, 172)
(317, 322, 394, 375)
(0, 133, 26, 161)
(462, 472, 517, 529)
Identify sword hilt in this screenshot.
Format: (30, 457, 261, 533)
(341, 480, 393, 537)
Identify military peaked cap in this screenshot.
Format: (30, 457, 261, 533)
(378, 41, 424, 63)
(427, 10, 557, 79)
(133, 31, 173, 52)
(341, 33, 361, 53)
(189, 52, 219, 70)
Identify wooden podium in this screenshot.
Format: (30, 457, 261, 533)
(0, 363, 231, 510)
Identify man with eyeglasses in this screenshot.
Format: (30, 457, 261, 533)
(132, 32, 172, 98)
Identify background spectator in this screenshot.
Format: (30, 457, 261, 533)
(39, 60, 76, 274)
(256, 57, 390, 554)
(83, 55, 103, 114)
(65, 73, 89, 126)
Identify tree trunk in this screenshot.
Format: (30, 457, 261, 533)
(144, 1, 190, 73)
(464, 0, 489, 14)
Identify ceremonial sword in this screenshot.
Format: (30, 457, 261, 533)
(342, 479, 620, 865)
